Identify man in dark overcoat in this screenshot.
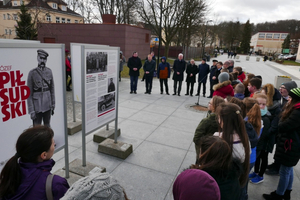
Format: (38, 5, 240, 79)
(172, 53, 186, 96)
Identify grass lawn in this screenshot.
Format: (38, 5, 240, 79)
(121, 58, 175, 78)
(282, 60, 300, 66)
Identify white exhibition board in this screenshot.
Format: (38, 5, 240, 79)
(0, 43, 67, 170)
(83, 45, 119, 134)
(71, 43, 109, 103)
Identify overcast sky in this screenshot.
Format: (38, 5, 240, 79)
(207, 0, 300, 24)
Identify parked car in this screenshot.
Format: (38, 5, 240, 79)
(285, 55, 296, 61)
(278, 54, 287, 59)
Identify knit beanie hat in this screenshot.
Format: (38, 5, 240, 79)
(289, 88, 300, 101)
(61, 173, 125, 200)
(218, 72, 229, 83)
(282, 81, 297, 93)
(173, 169, 220, 200)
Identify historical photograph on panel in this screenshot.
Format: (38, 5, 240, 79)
(97, 93, 115, 114)
(86, 52, 108, 74)
(27, 49, 55, 127)
(107, 77, 116, 93)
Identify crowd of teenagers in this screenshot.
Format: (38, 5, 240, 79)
(176, 68, 300, 199)
(1, 51, 300, 200)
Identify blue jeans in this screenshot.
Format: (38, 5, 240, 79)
(130, 76, 138, 92)
(276, 165, 293, 195)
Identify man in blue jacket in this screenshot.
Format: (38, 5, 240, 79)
(196, 59, 210, 97)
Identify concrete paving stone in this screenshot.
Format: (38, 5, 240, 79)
(128, 110, 169, 126)
(178, 150, 196, 173)
(125, 141, 187, 176)
(118, 106, 140, 119)
(152, 98, 185, 108)
(68, 148, 123, 173)
(117, 119, 157, 140)
(119, 99, 149, 110)
(171, 108, 206, 122)
(114, 135, 143, 151)
(143, 103, 177, 116)
(146, 126, 193, 150)
(161, 93, 191, 102)
(67, 130, 94, 148)
(52, 145, 78, 164)
(98, 138, 133, 159)
(160, 116, 199, 134)
(111, 162, 174, 200)
(54, 169, 84, 186)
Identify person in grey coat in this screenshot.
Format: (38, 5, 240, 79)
(172, 53, 186, 96)
(27, 49, 55, 127)
(119, 51, 126, 81)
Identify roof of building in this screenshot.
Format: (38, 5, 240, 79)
(0, 0, 82, 17)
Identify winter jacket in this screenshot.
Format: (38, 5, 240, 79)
(185, 63, 198, 83)
(3, 159, 69, 200)
(266, 101, 282, 153)
(193, 113, 219, 157)
(227, 66, 233, 73)
(212, 68, 222, 85)
(198, 63, 210, 83)
(244, 120, 259, 164)
(203, 159, 242, 200)
(209, 65, 217, 82)
(213, 80, 234, 98)
(274, 104, 300, 167)
(256, 113, 272, 153)
(127, 56, 142, 76)
(143, 59, 156, 77)
(172, 59, 186, 81)
(237, 72, 246, 83)
(65, 58, 71, 72)
(157, 56, 170, 79)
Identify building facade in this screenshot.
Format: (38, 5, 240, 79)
(250, 31, 289, 54)
(0, 0, 83, 39)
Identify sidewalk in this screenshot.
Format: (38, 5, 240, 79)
(53, 54, 300, 200)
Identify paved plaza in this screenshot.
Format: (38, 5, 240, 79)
(52, 54, 300, 200)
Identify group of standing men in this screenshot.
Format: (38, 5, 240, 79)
(127, 51, 235, 97)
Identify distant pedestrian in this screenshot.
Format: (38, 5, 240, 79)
(185, 59, 198, 96)
(119, 51, 126, 81)
(157, 56, 171, 95)
(143, 54, 156, 94)
(127, 51, 142, 94)
(196, 59, 210, 97)
(172, 53, 186, 96)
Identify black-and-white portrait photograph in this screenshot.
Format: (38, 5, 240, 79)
(27, 49, 55, 127)
(107, 77, 116, 93)
(98, 93, 115, 114)
(86, 52, 108, 74)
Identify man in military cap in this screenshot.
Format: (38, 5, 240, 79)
(27, 49, 55, 127)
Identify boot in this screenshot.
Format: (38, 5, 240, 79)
(263, 191, 284, 200)
(283, 190, 291, 200)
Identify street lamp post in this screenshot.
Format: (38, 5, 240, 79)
(202, 20, 212, 59)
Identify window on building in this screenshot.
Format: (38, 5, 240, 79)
(46, 14, 51, 22)
(13, 1, 17, 6)
(5, 29, 8, 35)
(13, 14, 18, 20)
(266, 33, 273, 39)
(3, 14, 6, 20)
(9, 29, 12, 35)
(281, 34, 287, 39)
(145, 33, 149, 43)
(56, 17, 60, 23)
(75, 20, 78, 23)
(67, 19, 70, 23)
(52, 3, 57, 9)
(61, 5, 67, 11)
(20, 0, 23, 5)
(62, 18, 65, 23)
(274, 34, 280, 39)
(7, 14, 11, 20)
(258, 33, 265, 38)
